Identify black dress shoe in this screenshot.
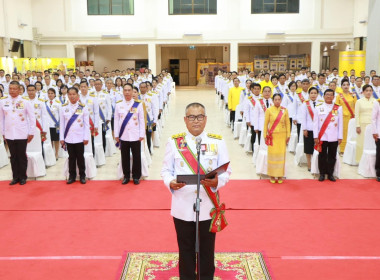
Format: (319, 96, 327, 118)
(122, 178, 129, 185)
(318, 174, 325, 182)
(377, 177, 380, 182)
(133, 179, 140, 185)
(19, 179, 27, 185)
(9, 179, 19, 185)
(80, 177, 86, 184)
(67, 178, 75, 184)
(328, 175, 336, 182)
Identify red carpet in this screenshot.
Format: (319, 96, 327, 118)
(0, 179, 380, 279)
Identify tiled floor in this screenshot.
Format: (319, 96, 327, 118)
(0, 87, 364, 181)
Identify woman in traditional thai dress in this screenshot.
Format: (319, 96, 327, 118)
(264, 93, 291, 183)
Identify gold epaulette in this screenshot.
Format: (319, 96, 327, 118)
(318, 99, 324, 102)
(248, 95, 252, 99)
(22, 96, 30, 100)
(103, 90, 108, 94)
(316, 103, 323, 106)
(79, 102, 85, 107)
(62, 103, 68, 107)
(89, 93, 96, 97)
(172, 132, 186, 139)
(116, 100, 122, 103)
(0, 96, 6, 100)
(304, 99, 309, 103)
(38, 98, 45, 102)
(378, 98, 380, 103)
(55, 99, 61, 103)
(135, 99, 141, 103)
(147, 93, 152, 96)
(207, 133, 222, 140)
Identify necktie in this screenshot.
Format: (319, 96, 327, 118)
(313, 101, 316, 108)
(50, 100, 53, 105)
(266, 99, 269, 108)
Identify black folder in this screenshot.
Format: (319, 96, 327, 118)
(176, 161, 230, 185)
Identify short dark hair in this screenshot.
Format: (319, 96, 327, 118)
(362, 84, 373, 92)
(308, 86, 318, 94)
(301, 79, 310, 84)
(27, 84, 36, 89)
(80, 80, 88, 86)
(9, 81, 20, 86)
(341, 78, 350, 86)
(271, 75, 278, 82)
(288, 81, 297, 89)
(123, 83, 133, 90)
(185, 102, 206, 115)
(324, 89, 334, 96)
(318, 73, 325, 78)
(48, 88, 56, 95)
(272, 93, 282, 100)
(250, 83, 261, 90)
(68, 87, 79, 94)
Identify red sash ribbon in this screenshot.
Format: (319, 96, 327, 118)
(89, 117, 99, 136)
(36, 120, 46, 142)
(305, 100, 314, 120)
(338, 93, 355, 118)
(259, 99, 267, 112)
(175, 137, 228, 233)
(297, 92, 305, 103)
(314, 104, 340, 152)
(249, 97, 256, 107)
(265, 107, 285, 146)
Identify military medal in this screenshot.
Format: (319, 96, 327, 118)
(34, 104, 38, 109)
(180, 161, 184, 167)
(207, 167, 212, 172)
(209, 159, 213, 165)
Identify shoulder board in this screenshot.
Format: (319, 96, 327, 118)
(103, 90, 108, 93)
(135, 100, 142, 103)
(38, 98, 45, 102)
(22, 96, 30, 100)
(304, 99, 309, 102)
(62, 103, 68, 107)
(42, 90, 46, 93)
(258, 97, 263, 100)
(334, 103, 341, 107)
(318, 99, 324, 102)
(248, 95, 252, 99)
(378, 99, 380, 103)
(316, 103, 323, 106)
(0, 96, 7, 100)
(89, 93, 96, 97)
(79, 102, 85, 107)
(55, 99, 61, 103)
(147, 93, 153, 96)
(172, 132, 186, 139)
(207, 133, 222, 140)
(116, 100, 123, 103)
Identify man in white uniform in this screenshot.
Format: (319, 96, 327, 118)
(161, 102, 231, 280)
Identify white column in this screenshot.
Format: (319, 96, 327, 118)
(366, 0, 380, 73)
(66, 42, 75, 58)
(230, 42, 238, 72)
(148, 43, 156, 74)
(310, 40, 321, 72)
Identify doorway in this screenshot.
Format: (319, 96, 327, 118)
(169, 59, 180, 84)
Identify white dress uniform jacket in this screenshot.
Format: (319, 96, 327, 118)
(0, 95, 36, 139)
(29, 97, 49, 133)
(293, 91, 309, 123)
(80, 93, 99, 128)
(59, 101, 90, 143)
(161, 131, 231, 222)
(96, 90, 112, 124)
(45, 99, 61, 128)
(313, 103, 343, 142)
(114, 99, 145, 141)
(372, 99, 380, 138)
(300, 99, 324, 131)
(253, 98, 273, 131)
(140, 92, 159, 124)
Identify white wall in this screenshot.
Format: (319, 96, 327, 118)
(365, 0, 380, 73)
(0, 0, 33, 40)
(40, 45, 67, 57)
(92, 45, 148, 72)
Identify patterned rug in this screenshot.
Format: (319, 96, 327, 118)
(117, 252, 271, 280)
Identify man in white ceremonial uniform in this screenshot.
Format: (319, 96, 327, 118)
(245, 83, 261, 151)
(274, 74, 288, 97)
(60, 87, 90, 184)
(0, 81, 36, 185)
(94, 79, 112, 151)
(296, 67, 307, 81)
(161, 102, 231, 280)
(139, 82, 159, 154)
(43, 75, 57, 92)
(79, 80, 99, 156)
(372, 98, 380, 182)
(27, 84, 49, 158)
(0, 69, 5, 83)
(293, 79, 310, 139)
(351, 77, 363, 99)
(314, 74, 329, 98)
(372, 75, 380, 99)
(253, 86, 273, 144)
(114, 84, 145, 185)
(313, 89, 343, 182)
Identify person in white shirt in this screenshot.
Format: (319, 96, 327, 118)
(372, 75, 380, 99)
(351, 77, 363, 99)
(246, 83, 261, 151)
(114, 84, 145, 185)
(46, 88, 61, 159)
(60, 87, 90, 184)
(254, 86, 273, 139)
(314, 74, 328, 98)
(0, 69, 5, 83)
(296, 67, 307, 81)
(293, 79, 310, 139)
(300, 87, 324, 171)
(313, 89, 343, 182)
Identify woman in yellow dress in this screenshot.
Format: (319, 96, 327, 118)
(264, 93, 290, 183)
(355, 84, 376, 163)
(335, 79, 357, 154)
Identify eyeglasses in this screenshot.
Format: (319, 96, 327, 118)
(186, 114, 205, 121)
